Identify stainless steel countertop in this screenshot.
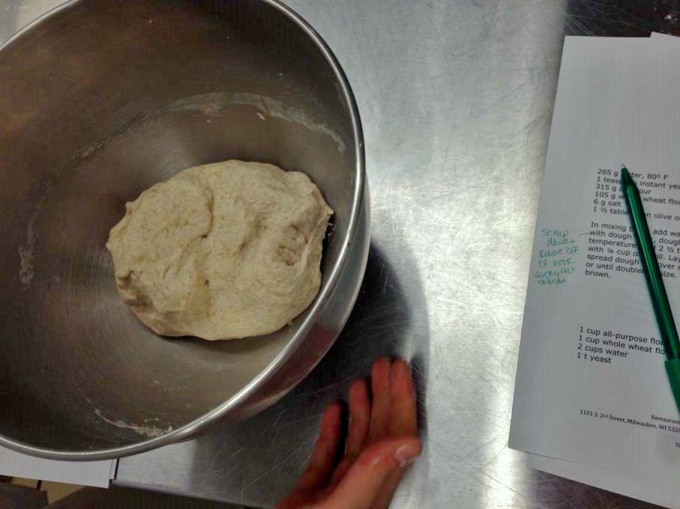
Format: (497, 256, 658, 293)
(5, 1, 679, 508)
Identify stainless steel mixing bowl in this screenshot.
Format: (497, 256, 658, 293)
(0, 0, 368, 459)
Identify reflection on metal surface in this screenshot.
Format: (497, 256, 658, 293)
(4, 0, 676, 507)
(0, 1, 61, 43)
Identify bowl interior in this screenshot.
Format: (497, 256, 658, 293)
(0, 0, 359, 452)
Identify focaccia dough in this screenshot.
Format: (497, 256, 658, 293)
(106, 160, 333, 340)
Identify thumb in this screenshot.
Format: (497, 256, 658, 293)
(323, 437, 421, 509)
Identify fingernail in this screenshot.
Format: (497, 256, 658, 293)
(395, 443, 420, 468)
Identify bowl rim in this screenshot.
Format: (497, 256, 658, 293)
(0, 0, 365, 460)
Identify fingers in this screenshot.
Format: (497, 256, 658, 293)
(323, 437, 422, 509)
(326, 457, 352, 493)
(346, 378, 371, 456)
(370, 470, 406, 509)
(330, 358, 419, 495)
(326, 379, 371, 490)
(277, 491, 315, 509)
(278, 404, 342, 508)
(372, 359, 419, 509)
(368, 357, 391, 443)
(294, 402, 342, 491)
(388, 359, 418, 437)
(282, 358, 421, 509)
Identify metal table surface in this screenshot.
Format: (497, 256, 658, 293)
(4, 1, 679, 508)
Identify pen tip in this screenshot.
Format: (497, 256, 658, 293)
(621, 166, 633, 186)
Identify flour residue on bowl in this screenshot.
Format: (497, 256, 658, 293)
(18, 217, 36, 288)
(18, 201, 44, 289)
(167, 92, 346, 152)
(17, 181, 56, 289)
(94, 408, 173, 438)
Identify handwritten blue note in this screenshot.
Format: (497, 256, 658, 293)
(533, 228, 578, 285)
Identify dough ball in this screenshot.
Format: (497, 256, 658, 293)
(106, 160, 333, 340)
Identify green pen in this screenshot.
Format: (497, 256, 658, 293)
(622, 166, 680, 414)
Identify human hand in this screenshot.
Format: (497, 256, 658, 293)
(277, 357, 421, 509)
